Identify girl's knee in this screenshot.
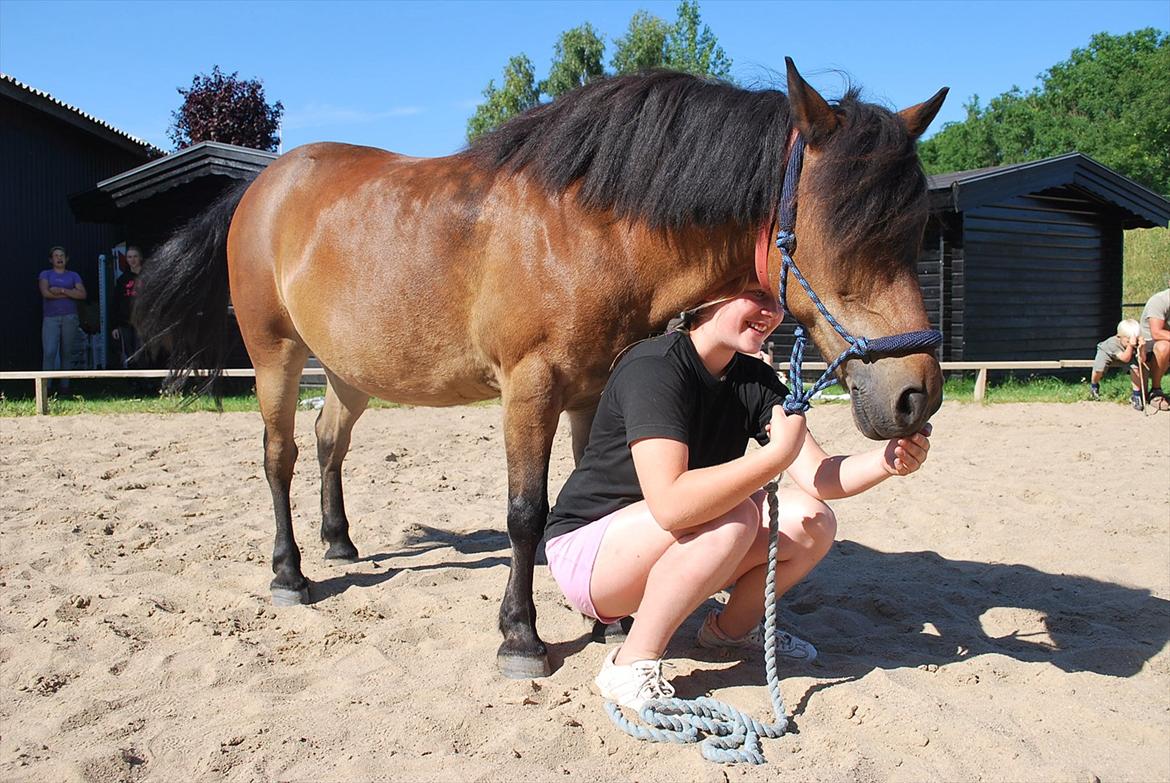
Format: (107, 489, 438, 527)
(810, 502, 837, 551)
(801, 500, 837, 554)
(780, 495, 837, 555)
(696, 498, 760, 555)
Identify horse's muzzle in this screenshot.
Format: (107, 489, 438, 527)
(845, 357, 942, 440)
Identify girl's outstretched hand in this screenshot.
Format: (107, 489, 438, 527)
(882, 422, 932, 476)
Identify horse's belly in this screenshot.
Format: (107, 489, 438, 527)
(295, 318, 501, 406)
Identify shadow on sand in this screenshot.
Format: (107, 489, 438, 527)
(308, 525, 510, 602)
(666, 539, 1169, 710)
(304, 529, 1169, 698)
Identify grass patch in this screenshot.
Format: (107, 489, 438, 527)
(0, 381, 419, 417)
(0, 372, 1142, 416)
(798, 371, 1135, 405)
(1123, 226, 1169, 320)
(941, 371, 1136, 404)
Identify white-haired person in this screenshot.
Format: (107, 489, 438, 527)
(542, 283, 932, 710)
(1089, 319, 1143, 407)
(1138, 288, 1170, 411)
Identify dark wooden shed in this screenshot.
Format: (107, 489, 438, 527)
(68, 141, 277, 370)
(769, 153, 1170, 365)
(0, 74, 156, 371)
(71, 140, 277, 252)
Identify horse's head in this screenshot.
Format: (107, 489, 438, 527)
(777, 59, 947, 440)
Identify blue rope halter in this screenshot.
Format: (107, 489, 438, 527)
(775, 136, 943, 414)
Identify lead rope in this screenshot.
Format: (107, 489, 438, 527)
(603, 480, 788, 764)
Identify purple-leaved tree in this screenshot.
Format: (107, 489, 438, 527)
(169, 66, 284, 152)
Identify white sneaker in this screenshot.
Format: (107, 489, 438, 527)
(696, 609, 818, 662)
(594, 646, 676, 710)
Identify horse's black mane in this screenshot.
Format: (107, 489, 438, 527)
(466, 72, 789, 231)
(464, 71, 929, 263)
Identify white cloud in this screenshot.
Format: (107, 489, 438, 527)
(283, 103, 425, 130)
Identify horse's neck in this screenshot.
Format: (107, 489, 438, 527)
(635, 225, 751, 325)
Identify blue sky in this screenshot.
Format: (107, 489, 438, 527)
(0, 0, 1165, 156)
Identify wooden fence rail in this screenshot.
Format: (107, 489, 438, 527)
(0, 368, 328, 415)
(1, 362, 1097, 415)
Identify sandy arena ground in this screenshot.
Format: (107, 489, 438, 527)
(1, 401, 1168, 782)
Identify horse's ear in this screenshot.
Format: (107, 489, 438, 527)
(785, 57, 839, 147)
(899, 87, 949, 139)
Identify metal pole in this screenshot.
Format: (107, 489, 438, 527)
(97, 254, 109, 369)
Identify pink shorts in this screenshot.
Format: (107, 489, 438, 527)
(545, 510, 623, 625)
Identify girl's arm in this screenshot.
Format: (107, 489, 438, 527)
(785, 425, 932, 501)
(64, 280, 87, 300)
(630, 405, 807, 532)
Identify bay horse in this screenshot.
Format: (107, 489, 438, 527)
(136, 59, 946, 679)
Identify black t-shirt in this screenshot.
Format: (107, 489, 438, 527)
(113, 270, 139, 327)
(545, 331, 789, 541)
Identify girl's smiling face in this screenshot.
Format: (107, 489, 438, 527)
(708, 286, 783, 355)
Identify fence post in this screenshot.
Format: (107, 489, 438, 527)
(973, 368, 988, 402)
(35, 378, 49, 415)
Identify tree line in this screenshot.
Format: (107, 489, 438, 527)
(466, 1, 731, 141)
(165, 21, 1167, 200)
(918, 28, 1168, 196)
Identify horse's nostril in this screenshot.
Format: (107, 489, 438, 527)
(897, 387, 927, 422)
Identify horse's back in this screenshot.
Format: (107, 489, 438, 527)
(227, 142, 508, 404)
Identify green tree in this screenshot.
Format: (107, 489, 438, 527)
(664, 0, 732, 80)
(611, 10, 671, 74)
(920, 29, 1169, 195)
(540, 23, 606, 98)
(466, 54, 540, 142)
(466, 1, 734, 141)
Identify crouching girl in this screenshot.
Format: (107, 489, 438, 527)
(543, 284, 932, 709)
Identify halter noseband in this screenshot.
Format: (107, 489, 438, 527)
(757, 132, 943, 414)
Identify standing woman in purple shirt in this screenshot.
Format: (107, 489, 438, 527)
(37, 246, 86, 393)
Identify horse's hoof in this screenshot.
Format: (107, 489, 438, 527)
(497, 652, 552, 679)
(590, 616, 634, 644)
(271, 586, 310, 607)
(323, 541, 359, 562)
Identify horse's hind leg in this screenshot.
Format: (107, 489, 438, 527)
(255, 342, 311, 606)
(497, 359, 561, 678)
(315, 371, 370, 562)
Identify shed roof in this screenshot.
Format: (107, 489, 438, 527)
(927, 152, 1170, 229)
(71, 141, 277, 221)
(0, 73, 161, 157)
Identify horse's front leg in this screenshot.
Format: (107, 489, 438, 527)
(568, 404, 631, 645)
(496, 360, 561, 678)
(315, 372, 370, 563)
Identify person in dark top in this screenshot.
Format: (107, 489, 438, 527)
(544, 284, 933, 710)
(111, 246, 143, 368)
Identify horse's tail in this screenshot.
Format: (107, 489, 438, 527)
(134, 181, 249, 395)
